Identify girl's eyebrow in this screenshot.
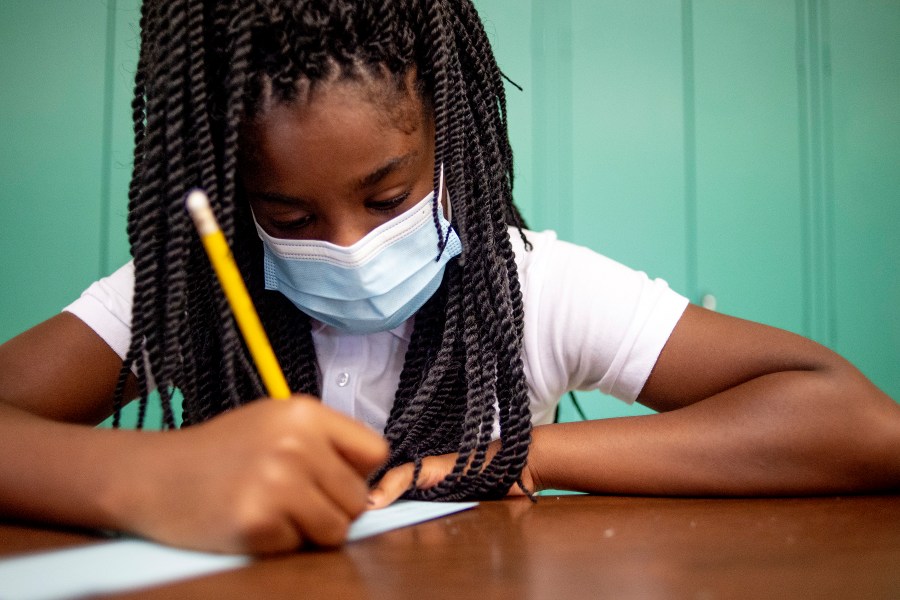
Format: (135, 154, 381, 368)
(248, 151, 421, 205)
(251, 191, 312, 207)
(357, 151, 418, 189)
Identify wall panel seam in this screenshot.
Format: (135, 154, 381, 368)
(99, 0, 118, 277)
(530, 0, 573, 239)
(681, 0, 698, 303)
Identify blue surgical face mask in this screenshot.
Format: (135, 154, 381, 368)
(253, 173, 462, 335)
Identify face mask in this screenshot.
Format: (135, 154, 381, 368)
(253, 172, 462, 334)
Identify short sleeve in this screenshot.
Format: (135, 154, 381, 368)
(63, 261, 135, 360)
(513, 230, 688, 407)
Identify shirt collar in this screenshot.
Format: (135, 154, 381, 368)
(309, 316, 414, 343)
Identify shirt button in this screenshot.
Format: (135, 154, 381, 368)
(336, 372, 350, 387)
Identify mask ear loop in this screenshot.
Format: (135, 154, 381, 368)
(441, 162, 452, 223)
(434, 162, 453, 261)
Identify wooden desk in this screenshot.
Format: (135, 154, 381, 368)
(2, 495, 898, 599)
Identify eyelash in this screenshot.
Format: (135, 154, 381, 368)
(272, 192, 411, 231)
(367, 192, 410, 211)
(275, 215, 314, 231)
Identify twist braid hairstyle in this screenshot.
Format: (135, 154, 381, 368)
(124, 0, 533, 500)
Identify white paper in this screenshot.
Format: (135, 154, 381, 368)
(348, 499, 476, 541)
(0, 540, 249, 600)
(0, 500, 476, 600)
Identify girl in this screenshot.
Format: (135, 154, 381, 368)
(0, 0, 897, 554)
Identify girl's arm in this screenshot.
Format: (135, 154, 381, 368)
(529, 305, 899, 495)
(0, 313, 388, 553)
(371, 305, 899, 504)
(0, 312, 135, 424)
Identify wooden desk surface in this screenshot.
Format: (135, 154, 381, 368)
(2, 495, 898, 599)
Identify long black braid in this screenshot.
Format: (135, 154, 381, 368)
(122, 0, 533, 500)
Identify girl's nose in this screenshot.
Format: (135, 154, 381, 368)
(326, 220, 372, 248)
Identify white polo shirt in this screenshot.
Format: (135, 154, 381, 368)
(64, 228, 688, 434)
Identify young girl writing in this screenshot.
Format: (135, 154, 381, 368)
(0, 0, 897, 554)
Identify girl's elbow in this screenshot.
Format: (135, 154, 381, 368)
(840, 393, 900, 491)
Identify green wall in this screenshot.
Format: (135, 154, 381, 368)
(1, 1, 897, 425)
(0, 0, 137, 337)
(478, 0, 900, 415)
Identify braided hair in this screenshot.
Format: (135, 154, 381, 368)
(120, 0, 533, 500)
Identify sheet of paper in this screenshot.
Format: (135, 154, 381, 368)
(0, 500, 477, 600)
(348, 499, 476, 541)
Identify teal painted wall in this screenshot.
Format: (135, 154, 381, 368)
(0, 0, 138, 338)
(478, 0, 900, 417)
(1, 1, 897, 428)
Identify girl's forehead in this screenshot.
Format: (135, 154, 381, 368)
(253, 65, 425, 131)
(242, 71, 429, 156)
(237, 74, 434, 190)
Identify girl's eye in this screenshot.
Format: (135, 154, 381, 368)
(367, 192, 410, 212)
(271, 214, 314, 232)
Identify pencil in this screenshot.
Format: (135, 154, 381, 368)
(185, 189, 292, 400)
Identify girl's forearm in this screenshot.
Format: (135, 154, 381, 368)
(0, 403, 145, 530)
(529, 371, 900, 496)
(1, 398, 389, 553)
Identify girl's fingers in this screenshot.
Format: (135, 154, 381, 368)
(304, 440, 373, 519)
(367, 454, 459, 509)
(311, 400, 390, 477)
(367, 462, 415, 509)
(284, 485, 355, 548)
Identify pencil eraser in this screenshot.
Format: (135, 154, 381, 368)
(185, 189, 210, 214)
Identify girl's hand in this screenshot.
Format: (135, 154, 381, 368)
(111, 397, 388, 554)
(367, 442, 537, 509)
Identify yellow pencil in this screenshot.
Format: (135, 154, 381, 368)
(186, 189, 292, 400)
